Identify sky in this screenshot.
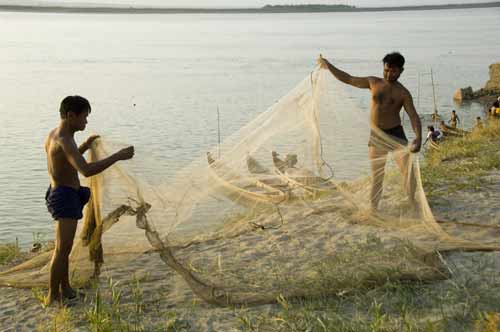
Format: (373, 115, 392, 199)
(0, 0, 495, 8)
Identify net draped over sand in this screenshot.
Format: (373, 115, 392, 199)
(1, 68, 499, 305)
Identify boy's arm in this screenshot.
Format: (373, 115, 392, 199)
(318, 56, 373, 89)
(60, 137, 134, 177)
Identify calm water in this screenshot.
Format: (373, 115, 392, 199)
(1, 8, 499, 245)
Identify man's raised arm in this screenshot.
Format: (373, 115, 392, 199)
(61, 138, 134, 177)
(318, 56, 372, 89)
(403, 92, 422, 153)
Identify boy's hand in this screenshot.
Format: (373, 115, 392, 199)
(85, 135, 100, 147)
(116, 146, 135, 160)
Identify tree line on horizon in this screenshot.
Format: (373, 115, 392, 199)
(262, 4, 356, 11)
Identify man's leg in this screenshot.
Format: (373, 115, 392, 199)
(48, 218, 77, 305)
(369, 146, 388, 211)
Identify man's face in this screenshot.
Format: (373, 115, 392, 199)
(68, 109, 89, 131)
(383, 63, 403, 82)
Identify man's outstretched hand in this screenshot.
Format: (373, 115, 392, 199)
(317, 54, 329, 69)
(410, 139, 421, 153)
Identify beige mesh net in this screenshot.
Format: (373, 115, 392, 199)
(1, 67, 499, 305)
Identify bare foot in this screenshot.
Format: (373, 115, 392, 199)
(44, 291, 61, 307)
(62, 286, 79, 299)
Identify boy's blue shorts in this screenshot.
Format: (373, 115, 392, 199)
(45, 185, 91, 221)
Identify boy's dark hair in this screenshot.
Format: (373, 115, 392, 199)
(427, 125, 435, 131)
(382, 52, 405, 69)
(60, 95, 91, 119)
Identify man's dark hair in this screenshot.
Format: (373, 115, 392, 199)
(382, 52, 405, 69)
(60, 95, 91, 119)
(427, 125, 435, 131)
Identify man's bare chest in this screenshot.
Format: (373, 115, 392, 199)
(372, 86, 403, 108)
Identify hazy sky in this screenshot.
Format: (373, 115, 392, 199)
(1, 0, 494, 8)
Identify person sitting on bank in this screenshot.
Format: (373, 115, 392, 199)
(423, 125, 443, 146)
(439, 120, 461, 137)
(448, 110, 460, 128)
(493, 96, 500, 109)
(439, 120, 450, 133)
(489, 97, 500, 116)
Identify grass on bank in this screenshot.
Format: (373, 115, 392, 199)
(236, 250, 500, 332)
(0, 238, 21, 265)
(421, 119, 500, 200)
(30, 237, 500, 332)
(33, 276, 191, 332)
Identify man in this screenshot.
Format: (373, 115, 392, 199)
(45, 95, 134, 305)
(448, 110, 460, 128)
(318, 52, 422, 210)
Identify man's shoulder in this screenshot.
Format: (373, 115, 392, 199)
(367, 77, 384, 89)
(394, 82, 411, 97)
(368, 76, 383, 83)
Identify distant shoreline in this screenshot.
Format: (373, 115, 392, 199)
(0, 1, 499, 14)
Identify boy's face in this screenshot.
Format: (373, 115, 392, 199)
(68, 109, 89, 131)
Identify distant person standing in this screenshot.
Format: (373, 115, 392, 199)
(475, 116, 484, 130)
(45, 96, 134, 305)
(318, 52, 422, 211)
(448, 110, 460, 128)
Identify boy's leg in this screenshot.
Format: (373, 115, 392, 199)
(48, 218, 78, 305)
(61, 219, 78, 298)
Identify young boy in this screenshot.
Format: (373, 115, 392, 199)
(45, 95, 134, 305)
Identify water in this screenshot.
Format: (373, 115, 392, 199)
(1, 8, 499, 245)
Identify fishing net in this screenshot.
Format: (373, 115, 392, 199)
(1, 67, 499, 305)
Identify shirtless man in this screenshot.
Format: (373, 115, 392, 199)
(448, 110, 460, 128)
(45, 95, 134, 305)
(318, 52, 422, 210)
